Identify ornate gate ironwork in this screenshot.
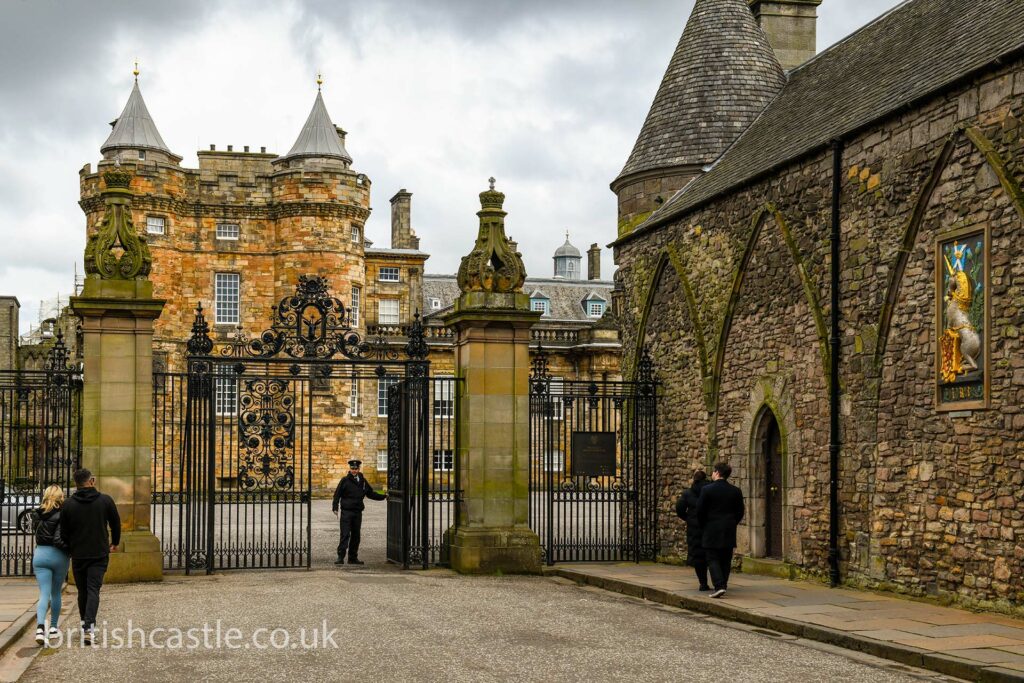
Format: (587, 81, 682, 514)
(153, 276, 457, 572)
(386, 334, 460, 568)
(528, 346, 658, 564)
(0, 335, 82, 576)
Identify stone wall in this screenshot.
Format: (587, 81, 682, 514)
(614, 56, 1024, 611)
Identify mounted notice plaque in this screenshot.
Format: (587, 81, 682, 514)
(571, 431, 616, 477)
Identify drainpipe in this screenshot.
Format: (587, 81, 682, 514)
(829, 139, 843, 588)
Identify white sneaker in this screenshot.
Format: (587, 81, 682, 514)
(48, 626, 60, 640)
(710, 589, 727, 599)
(34, 626, 45, 645)
(82, 626, 94, 646)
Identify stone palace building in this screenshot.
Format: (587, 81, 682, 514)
(612, 0, 1024, 612)
(59, 77, 619, 489)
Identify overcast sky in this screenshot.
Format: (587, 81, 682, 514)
(0, 0, 903, 333)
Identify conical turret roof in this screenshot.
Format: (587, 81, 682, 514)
(277, 91, 352, 164)
(101, 81, 171, 155)
(614, 0, 785, 186)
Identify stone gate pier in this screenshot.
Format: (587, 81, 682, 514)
(443, 180, 542, 574)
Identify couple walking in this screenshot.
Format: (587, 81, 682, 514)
(676, 462, 745, 598)
(32, 468, 120, 646)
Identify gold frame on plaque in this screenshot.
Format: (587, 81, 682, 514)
(935, 224, 990, 411)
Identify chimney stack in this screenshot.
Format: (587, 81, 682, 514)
(390, 189, 419, 250)
(587, 244, 601, 281)
(748, 0, 821, 71)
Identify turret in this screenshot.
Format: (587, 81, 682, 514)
(612, 0, 784, 237)
(100, 65, 181, 165)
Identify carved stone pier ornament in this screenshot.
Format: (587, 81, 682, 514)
(83, 163, 152, 280)
(456, 178, 527, 296)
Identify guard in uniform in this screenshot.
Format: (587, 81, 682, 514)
(332, 459, 386, 565)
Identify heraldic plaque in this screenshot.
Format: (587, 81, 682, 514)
(571, 432, 617, 477)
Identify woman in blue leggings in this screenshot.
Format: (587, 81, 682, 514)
(32, 485, 69, 645)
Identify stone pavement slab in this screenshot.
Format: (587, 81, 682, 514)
(546, 563, 1024, 682)
(0, 579, 40, 661)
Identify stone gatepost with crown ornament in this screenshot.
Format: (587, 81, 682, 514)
(442, 179, 543, 574)
(70, 164, 165, 582)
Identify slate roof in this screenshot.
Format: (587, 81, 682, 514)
(613, 0, 784, 186)
(101, 81, 172, 155)
(277, 91, 352, 164)
(631, 0, 1024, 236)
(423, 274, 614, 323)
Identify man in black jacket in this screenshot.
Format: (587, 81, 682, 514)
(696, 462, 745, 598)
(59, 468, 120, 642)
(332, 460, 386, 565)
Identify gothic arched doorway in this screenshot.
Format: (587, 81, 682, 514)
(756, 409, 783, 559)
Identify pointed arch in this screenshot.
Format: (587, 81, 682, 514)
(874, 125, 1024, 366)
(628, 251, 670, 379)
(665, 244, 711, 406)
(710, 204, 832, 412)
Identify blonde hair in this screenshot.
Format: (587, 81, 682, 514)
(40, 485, 64, 513)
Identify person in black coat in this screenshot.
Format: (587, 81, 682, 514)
(59, 468, 121, 642)
(675, 470, 709, 591)
(696, 462, 745, 598)
(332, 459, 386, 565)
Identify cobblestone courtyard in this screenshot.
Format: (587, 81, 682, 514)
(16, 504, 957, 682)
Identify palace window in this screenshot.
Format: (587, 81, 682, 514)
(350, 286, 361, 326)
(543, 450, 565, 472)
(546, 377, 564, 419)
(430, 298, 442, 310)
(350, 380, 359, 417)
(138, 150, 146, 161)
(146, 216, 165, 235)
(378, 375, 399, 416)
(215, 370, 237, 416)
(432, 450, 454, 472)
(587, 301, 605, 318)
(379, 267, 400, 282)
(376, 449, 389, 472)
(378, 299, 400, 325)
(531, 298, 550, 316)
(214, 273, 240, 325)
(433, 376, 454, 419)
(351, 226, 361, 243)
(216, 223, 240, 240)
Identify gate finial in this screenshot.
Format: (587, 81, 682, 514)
(186, 302, 214, 356)
(405, 311, 429, 360)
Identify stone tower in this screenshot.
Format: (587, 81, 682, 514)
(611, 0, 785, 238)
(80, 77, 371, 368)
(269, 89, 369, 310)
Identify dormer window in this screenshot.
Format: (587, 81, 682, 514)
(588, 301, 606, 318)
(531, 298, 550, 316)
(430, 298, 442, 310)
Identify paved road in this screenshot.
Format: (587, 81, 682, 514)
(18, 505, 955, 683)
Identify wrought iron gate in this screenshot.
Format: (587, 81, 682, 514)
(528, 346, 658, 564)
(152, 276, 436, 573)
(385, 373, 459, 568)
(0, 335, 82, 576)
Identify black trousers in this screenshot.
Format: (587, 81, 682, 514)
(337, 510, 363, 560)
(72, 556, 109, 629)
(706, 547, 734, 590)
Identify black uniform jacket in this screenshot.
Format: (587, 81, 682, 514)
(696, 479, 745, 550)
(332, 473, 386, 513)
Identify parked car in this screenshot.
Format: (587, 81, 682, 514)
(0, 482, 41, 534)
